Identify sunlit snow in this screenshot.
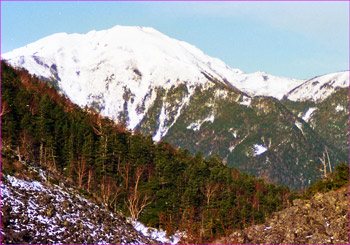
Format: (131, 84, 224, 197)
(287, 71, 349, 102)
(229, 144, 236, 153)
(153, 103, 167, 142)
(302, 107, 317, 122)
(295, 121, 304, 134)
(186, 114, 215, 132)
(335, 104, 344, 112)
(253, 144, 268, 155)
(215, 89, 228, 99)
(132, 220, 184, 244)
(6, 175, 44, 192)
(239, 96, 251, 107)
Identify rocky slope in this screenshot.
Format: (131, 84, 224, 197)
(1, 171, 157, 244)
(215, 187, 349, 244)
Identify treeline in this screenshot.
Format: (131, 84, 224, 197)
(304, 163, 349, 198)
(1, 61, 291, 243)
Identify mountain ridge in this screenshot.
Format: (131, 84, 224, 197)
(285, 71, 349, 102)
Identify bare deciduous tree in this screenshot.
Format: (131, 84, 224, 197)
(1, 101, 11, 117)
(76, 154, 88, 188)
(319, 147, 332, 178)
(325, 147, 332, 173)
(101, 176, 121, 211)
(125, 166, 152, 220)
(87, 168, 94, 192)
(200, 182, 219, 206)
(118, 161, 131, 191)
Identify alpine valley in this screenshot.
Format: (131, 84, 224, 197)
(2, 25, 349, 190)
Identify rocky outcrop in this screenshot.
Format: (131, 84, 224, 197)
(1, 174, 156, 244)
(215, 188, 349, 244)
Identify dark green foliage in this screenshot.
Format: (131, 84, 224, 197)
(0, 61, 295, 243)
(305, 163, 349, 197)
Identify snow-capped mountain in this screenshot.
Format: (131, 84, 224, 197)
(2, 25, 303, 133)
(285, 71, 349, 102)
(2, 25, 348, 189)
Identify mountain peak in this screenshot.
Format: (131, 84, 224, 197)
(2, 25, 308, 131)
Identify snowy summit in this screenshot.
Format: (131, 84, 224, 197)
(4, 25, 346, 138)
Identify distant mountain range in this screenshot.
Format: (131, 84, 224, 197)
(2, 25, 349, 189)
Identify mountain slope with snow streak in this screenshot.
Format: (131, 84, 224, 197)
(2, 25, 303, 134)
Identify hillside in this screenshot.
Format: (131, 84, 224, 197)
(215, 188, 349, 244)
(282, 87, 349, 159)
(1, 171, 156, 244)
(160, 85, 346, 189)
(214, 164, 349, 244)
(1, 61, 295, 243)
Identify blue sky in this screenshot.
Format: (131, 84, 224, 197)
(1, 1, 349, 79)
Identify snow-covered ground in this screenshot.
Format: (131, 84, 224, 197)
(132, 220, 184, 244)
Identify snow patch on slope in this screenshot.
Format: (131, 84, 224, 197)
(132, 220, 184, 244)
(335, 104, 345, 112)
(302, 107, 317, 123)
(187, 114, 215, 132)
(253, 144, 268, 156)
(153, 85, 195, 141)
(295, 121, 304, 135)
(6, 175, 44, 192)
(229, 144, 236, 153)
(239, 96, 252, 107)
(153, 102, 168, 142)
(215, 89, 228, 99)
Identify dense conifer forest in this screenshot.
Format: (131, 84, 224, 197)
(1, 61, 315, 242)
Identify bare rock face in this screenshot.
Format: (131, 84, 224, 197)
(215, 188, 349, 244)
